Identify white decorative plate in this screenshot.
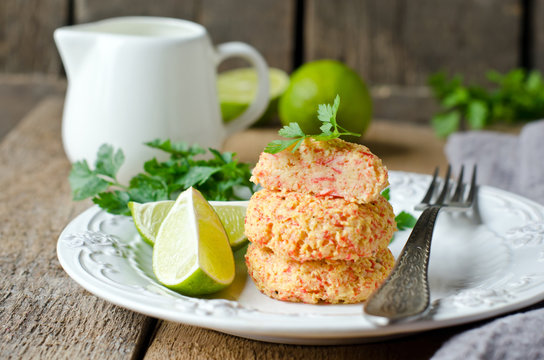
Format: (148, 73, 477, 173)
(57, 171, 544, 345)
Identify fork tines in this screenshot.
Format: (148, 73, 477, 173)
(415, 164, 477, 211)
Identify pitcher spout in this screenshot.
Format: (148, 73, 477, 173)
(54, 27, 92, 80)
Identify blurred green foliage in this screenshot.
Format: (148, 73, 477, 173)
(428, 69, 544, 137)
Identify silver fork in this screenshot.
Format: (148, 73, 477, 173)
(363, 165, 477, 322)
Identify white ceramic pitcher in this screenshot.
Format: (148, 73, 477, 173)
(54, 17, 269, 182)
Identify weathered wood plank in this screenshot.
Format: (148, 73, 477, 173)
(0, 75, 66, 140)
(198, 0, 296, 71)
(0, 0, 68, 74)
(0, 98, 152, 359)
(532, 0, 544, 71)
(143, 319, 461, 360)
(74, 0, 197, 23)
(371, 85, 439, 125)
(305, 0, 521, 86)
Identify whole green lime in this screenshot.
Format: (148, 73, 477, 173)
(279, 60, 372, 138)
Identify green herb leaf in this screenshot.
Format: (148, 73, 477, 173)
(395, 211, 418, 231)
(92, 191, 131, 215)
(431, 111, 461, 137)
(278, 122, 307, 139)
(441, 87, 469, 109)
(264, 95, 361, 154)
(263, 139, 290, 154)
(466, 100, 488, 129)
(145, 139, 205, 158)
(95, 144, 124, 179)
(69, 160, 110, 201)
(320, 122, 334, 135)
(317, 95, 340, 124)
(381, 188, 390, 201)
(177, 166, 221, 188)
(127, 174, 169, 203)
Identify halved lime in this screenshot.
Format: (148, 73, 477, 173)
(152, 188, 235, 296)
(129, 200, 248, 249)
(218, 67, 289, 125)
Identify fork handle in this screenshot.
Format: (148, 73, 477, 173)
(364, 206, 441, 321)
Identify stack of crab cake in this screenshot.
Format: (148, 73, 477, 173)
(244, 138, 398, 304)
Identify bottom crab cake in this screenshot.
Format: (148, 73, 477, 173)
(245, 189, 397, 262)
(245, 243, 395, 304)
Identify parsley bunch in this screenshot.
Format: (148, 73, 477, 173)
(69, 140, 256, 215)
(264, 95, 361, 154)
(429, 68, 544, 137)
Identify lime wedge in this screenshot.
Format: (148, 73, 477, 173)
(129, 200, 248, 249)
(152, 188, 235, 296)
(128, 200, 174, 246)
(212, 203, 248, 250)
(218, 67, 289, 125)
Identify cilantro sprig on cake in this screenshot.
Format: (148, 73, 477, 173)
(264, 95, 361, 154)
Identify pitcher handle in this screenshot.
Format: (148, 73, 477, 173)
(216, 42, 270, 136)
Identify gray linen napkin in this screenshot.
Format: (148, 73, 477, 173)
(445, 119, 544, 204)
(432, 308, 544, 360)
(432, 120, 544, 360)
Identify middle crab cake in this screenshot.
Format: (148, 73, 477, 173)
(245, 189, 397, 262)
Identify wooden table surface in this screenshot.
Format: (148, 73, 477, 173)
(1, 80, 500, 359)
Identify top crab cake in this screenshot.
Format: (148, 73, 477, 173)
(250, 138, 389, 204)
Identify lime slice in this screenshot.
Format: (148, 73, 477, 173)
(218, 67, 289, 125)
(152, 188, 235, 296)
(129, 200, 248, 249)
(128, 200, 174, 246)
(212, 203, 248, 250)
